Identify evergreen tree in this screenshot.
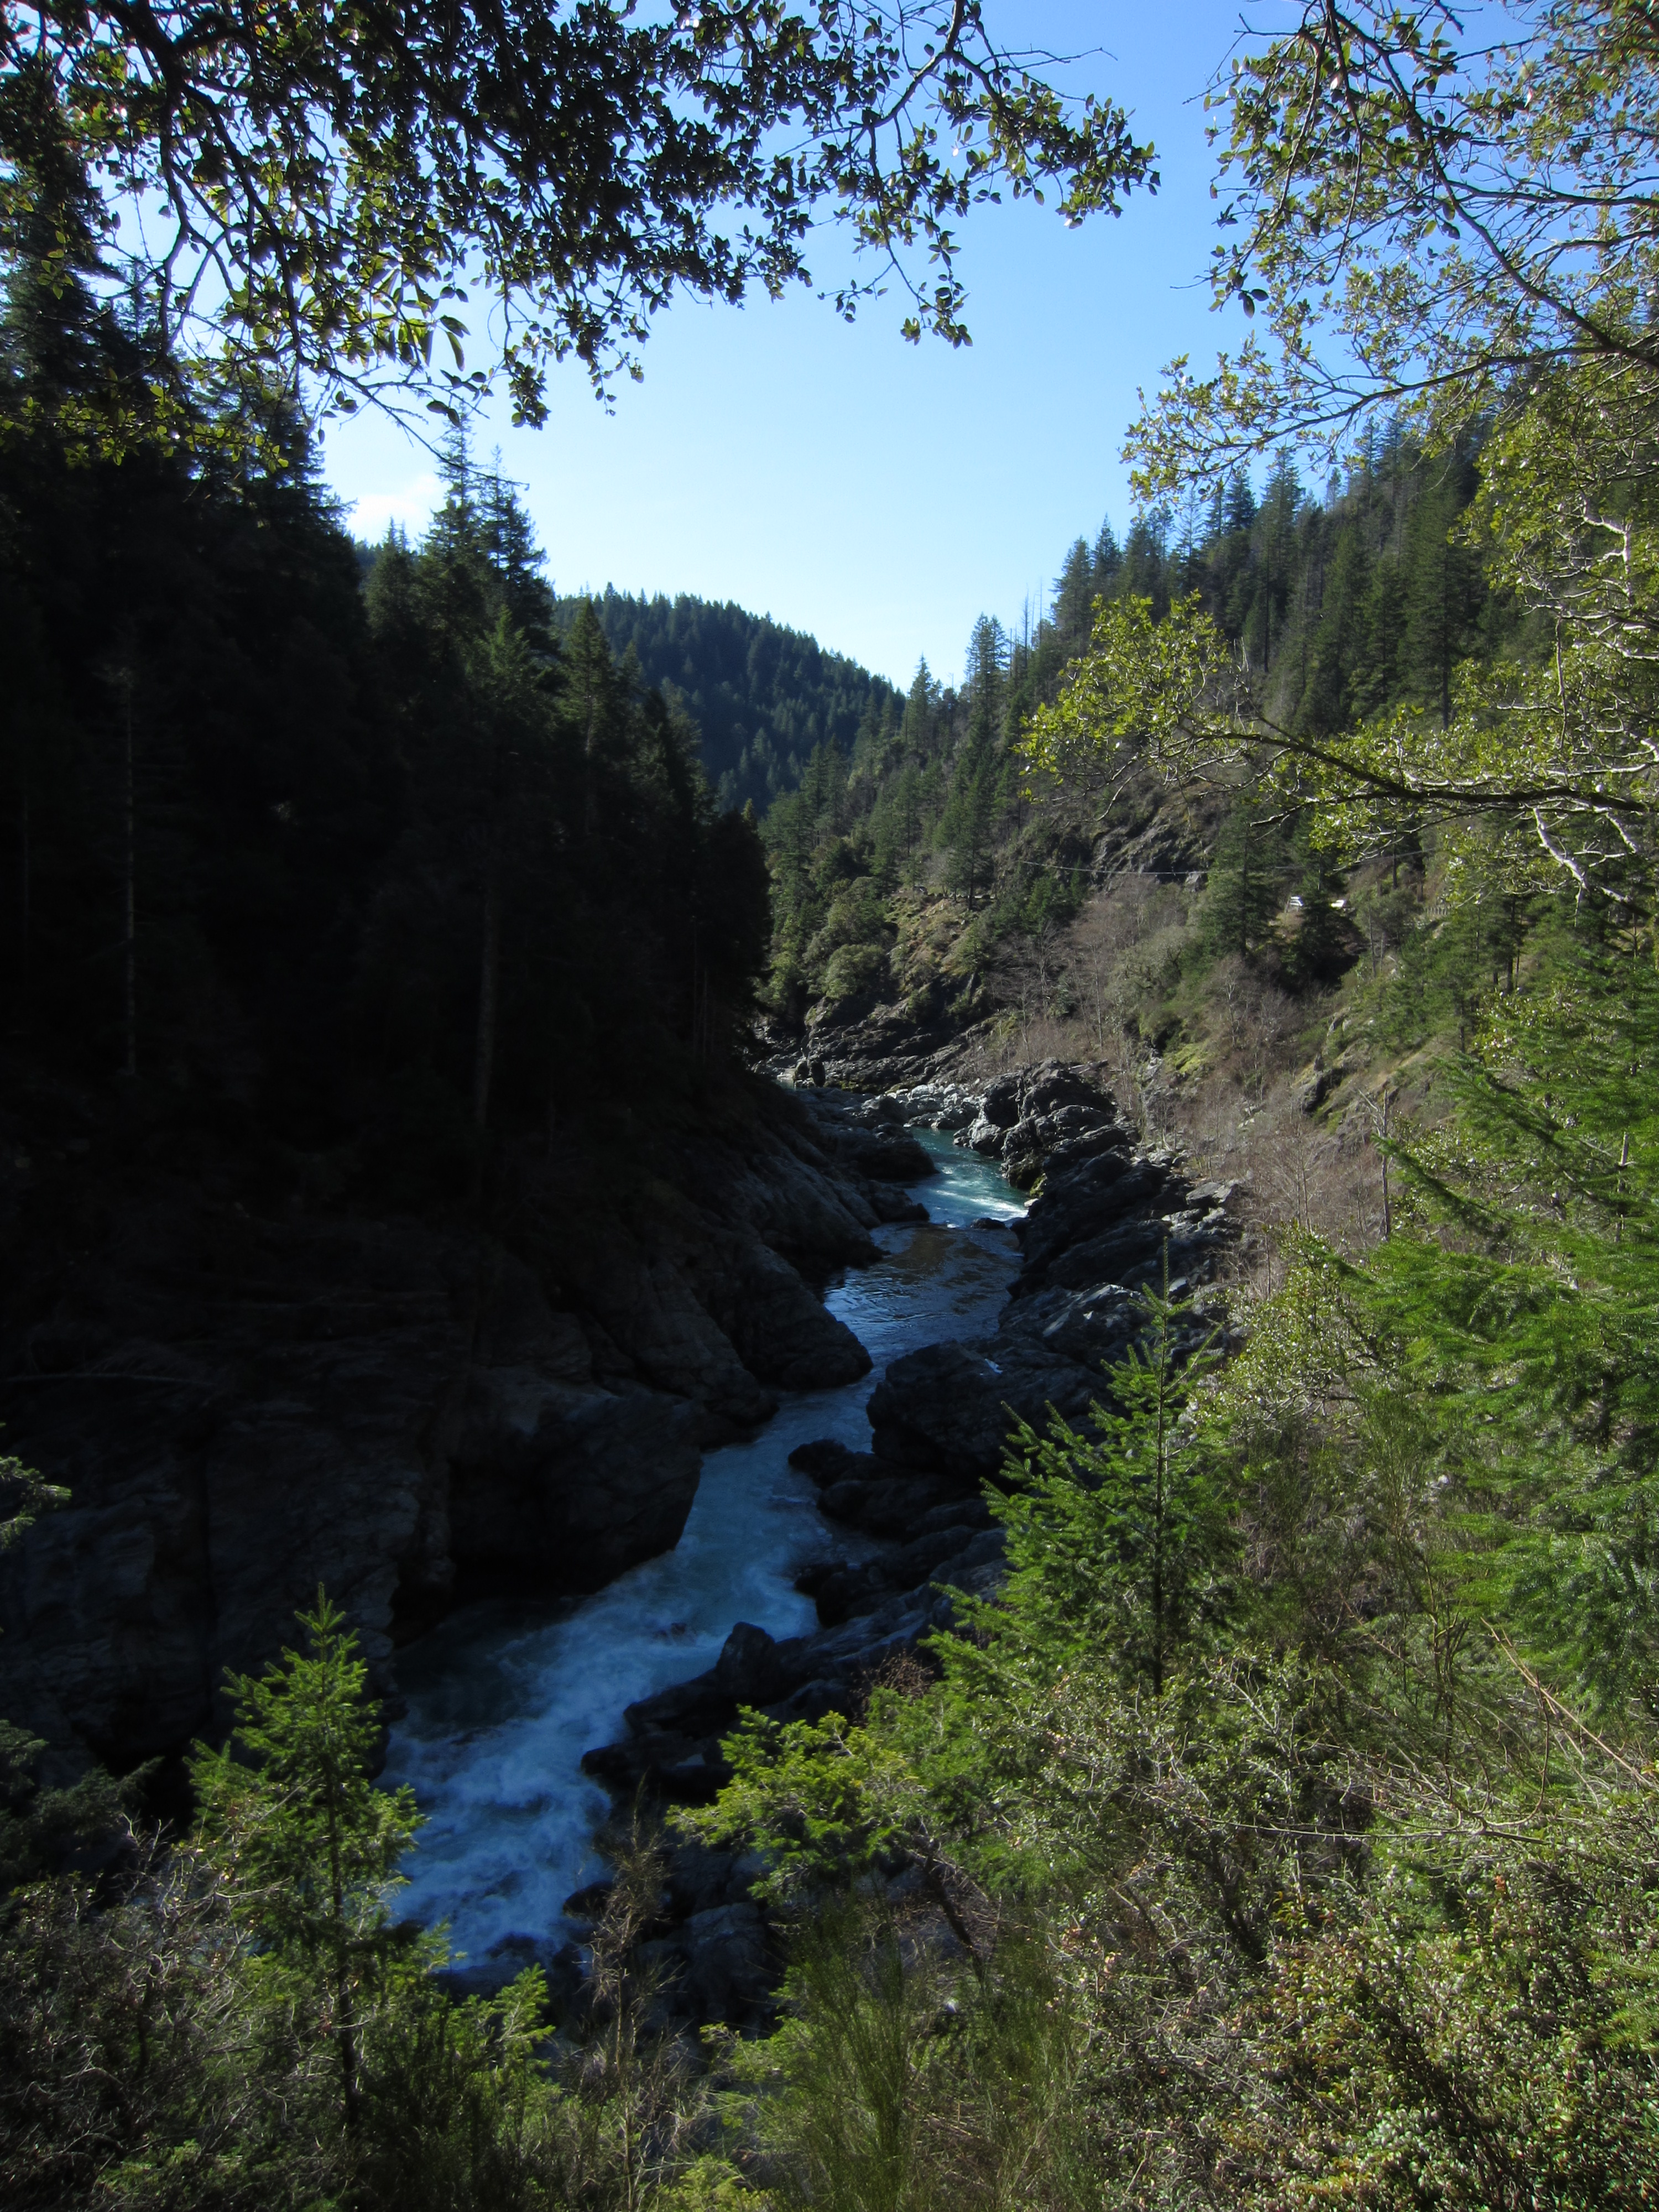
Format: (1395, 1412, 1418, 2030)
(1359, 551, 1410, 714)
(479, 455, 557, 644)
(937, 746, 998, 910)
(1296, 525, 1373, 735)
(1092, 515, 1123, 594)
(1222, 470, 1257, 538)
(962, 615, 1006, 748)
(190, 1592, 424, 2134)
(1404, 466, 1484, 725)
(900, 658, 940, 760)
(984, 1275, 1227, 1697)
(1052, 538, 1097, 657)
(1119, 508, 1172, 617)
(1201, 800, 1286, 961)
(562, 596, 623, 837)
(1244, 452, 1302, 672)
(937, 619, 1006, 910)
(1284, 814, 1350, 987)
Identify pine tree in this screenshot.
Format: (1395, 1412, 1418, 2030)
(1093, 516, 1123, 595)
(937, 619, 1005, 909)
(962, 615, 1006, 747)
(1404, 468, 1484, 726)
(1120, 508, 1172, 617)
(1201, 800, 1286, 961)
(1297, 525, 1373, 735)
(1052, 539, 1097, 657)
(479, 457, 556, 646)
(190, 1591, 424, 2135)
(938, 745, 998, 909)
(1222, 470, 1258, 537)
(800, 737, 849, 839)
(1285, 814, 1350, 987)
(562, 596, 623, 838)
(977, 1273, 1226, 1698)
(900, 659, 939, 758)
(1359, 552, 1410, 713)
(1246, 452, 1302, 672)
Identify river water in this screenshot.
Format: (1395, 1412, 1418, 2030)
(381, 1131, 1025, 1979)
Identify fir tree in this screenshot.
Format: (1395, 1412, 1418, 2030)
(1404, 466, 1484, 726)
(1052, 538, 1097, 656)
(1092, 515, 1123, 594)
(987, 1275, 1225, 1697)
(1297, 526, 1373, 736)
(1201, 800, 1285, 961)
(190, 1591, 424, 2135)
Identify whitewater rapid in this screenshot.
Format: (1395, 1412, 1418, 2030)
(381, 1130, 1024, 1977)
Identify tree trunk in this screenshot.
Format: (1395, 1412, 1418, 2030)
(122, 679, 136, 1079)
(473, 861, 501, 1132)
(17, 763, 28, 1028)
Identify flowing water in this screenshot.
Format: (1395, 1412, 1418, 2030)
(382, 1130, 1024, 1978)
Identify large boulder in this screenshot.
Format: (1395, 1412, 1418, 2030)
(687, 1237, 871, 1391)
(979, 1074, 1024, 1128)
(954, 1061, 1126, 1188)
(791, 1089, 938, 1186)
(965, 1112, 1008, 1157)
(448, 1372, 701, 1598)
(1014, 1154, 1171, 1293)
(867, 1340, 1098, 1485)
(891, 1082, 979, 1134)
(0, 1211, 563, 1771)
(570, 1234, 780, 1426)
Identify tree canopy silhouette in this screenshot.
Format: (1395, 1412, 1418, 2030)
(0, 0, 1156, 427)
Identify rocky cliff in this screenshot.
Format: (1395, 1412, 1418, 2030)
(0, 1074, 917, 1783)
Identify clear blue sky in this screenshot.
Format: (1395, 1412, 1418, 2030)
(320, 3, 1288, 690)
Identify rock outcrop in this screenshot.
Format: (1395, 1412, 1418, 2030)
(0, 1074, 913, 1781)
(792, 1089, 936, 1193)
(867, 1118, 1238, 1485)
(958, 1057, 1127, 1189)
(766, 1005, 998, 1097)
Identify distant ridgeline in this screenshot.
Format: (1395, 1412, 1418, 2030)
(553, 589, 901, 814)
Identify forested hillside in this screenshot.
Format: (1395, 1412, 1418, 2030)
(0, 178, 770, 1207)
(560, 589, 900, 815)
(760, 433, 1520, 1050)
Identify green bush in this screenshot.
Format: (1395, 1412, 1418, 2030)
(821, 943, 890, 1006)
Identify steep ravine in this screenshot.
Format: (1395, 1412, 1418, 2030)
(381, 1134, 1026, 1987)
(2, 1052, 1238, 2027)
(385, 1066, 1240, 2013)
(0, 1074, 924, 1786)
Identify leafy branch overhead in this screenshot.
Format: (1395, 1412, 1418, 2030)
(1021, 589, 1659, 893)
(0, 0, 1156, 422)
(1130, 0, 1659, 489)
(1013, 10, 1659, 903)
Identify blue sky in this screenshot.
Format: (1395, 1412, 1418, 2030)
(320, 3, 1289, 689)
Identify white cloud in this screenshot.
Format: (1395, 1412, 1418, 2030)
(349, 473, 444, 542)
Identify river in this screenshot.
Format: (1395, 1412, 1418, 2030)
(380, 1129, 1024, 1980)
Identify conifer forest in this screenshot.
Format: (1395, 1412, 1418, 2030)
(5, 3, 1659, 2208)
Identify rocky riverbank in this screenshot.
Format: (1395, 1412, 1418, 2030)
(0, 1074, 924, 1785)
(4, 1045, 1237, 2025)
(573, 1061, 1238, 2022)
